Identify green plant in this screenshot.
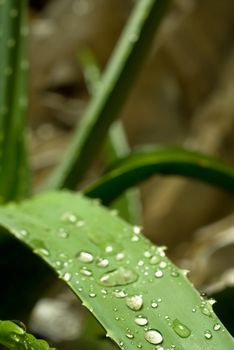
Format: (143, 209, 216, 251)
(0, 1, 233, 350)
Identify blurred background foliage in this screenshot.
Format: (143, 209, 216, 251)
(2, 0, 234, 348)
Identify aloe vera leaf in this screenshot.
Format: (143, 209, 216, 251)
(0, 320, 55, 350)
(42, 0, 171, 191)
(85, 146, 234, 204)
(0, 0, 29, 202)
(0, 191, 233, 349)
(79, 48, 141, 223)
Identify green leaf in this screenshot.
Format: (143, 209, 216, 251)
(79, 48, 141, 223)
(0, 320, 55, 350)
(0, 0, 29, 202)
(85, 146, 234, 204)
(0, 191, 233, 349)
(41, 0, 171, 191)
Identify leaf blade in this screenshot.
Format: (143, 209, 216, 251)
(0, 191, 233, 349)
(85, 146, 234, 204)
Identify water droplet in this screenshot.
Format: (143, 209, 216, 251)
(100, 268, 138, 287)
(135, 315, 148, 326)
(126, 330, 134, 339)
(149, 255, 160, 265)
(63, 272, 71, 282)
(89, 292, 96, 298)
(155, 270, 163, 278)
(157, 246, 166, 257)
(57, 227, 69, 238)
(133, 226, 142, 234)
(172, 319, 191, 338)
(151, 300, 158, 308)
(213, 323, 221, 331)
(80, 267, 92, 277)
(76, 220, 85, 227)
(137, 260, 144, 266)
(96, 258, 109, 268)
(112, 289, 127, 298)
(18, 229, 28, 237)
(204, 330, 212, 340)
(171, 270, 179, 277)
(126, 295, 143, 311)
(159, 261, 167, 269)
(77, 251, 94, 263)
(32, 239, 50, 257)
(131, 235, 139, 242)
(61, 211, 77, 223)
(105, 245, 113, 253)
(116, 252, 125, 261)
(144, 329, 163, 345)
(208, 298, 216, 306)
(144, 250, 152, 258)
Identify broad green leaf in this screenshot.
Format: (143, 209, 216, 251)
(0, 191, 233, 349)
(42, 0, 171, 191)
(0, 320, 55, 350)
(0, 0, 29, 202)
(85, 146, 234, 204)
(79, 48, 141, 223)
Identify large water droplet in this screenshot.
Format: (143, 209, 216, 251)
(172, 319, 191, 338)
(126, 295, 143, 311)
(100, 268, 138, 287)
(144, 329, 163, 345)
(135, 315, 148, 326)
(204, 330, 212, 339)
(77, 251, 94, 263)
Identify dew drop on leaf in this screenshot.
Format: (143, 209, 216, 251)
(172, 319, 191, 338)
(213, 323, 221, 331)
(96, 258, 109, 268)
(77, 251, 94, 263)
(204, 330, 212, 339)
(144, 329, 163, 345)
(155, 270, 163, 278)
(149, 255, 160, 265)
(57, 227, 69, 238)
(134, 315, 148, 326)
(126, 295, 143, 311)
(151, 300, 158, 308)
(100, 268, 138, 287)
(80, 267, 93, 276)
(112, 289, 127, 298)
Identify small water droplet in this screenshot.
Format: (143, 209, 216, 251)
(89, 292, 96, 298)
(105, 245, 113, 253)
(155, 270, 163, 278)
(135, 315, 148, 326)
(131, 235, 139, 242)
(100, 268, 138, 287)
(149, 255, 160, 265)
(144, 250, 152, 258)
(96, 258, 109, 268)
(126, 295, 143, 311)
(172, 319, 191, 338)
(57, 227, 69, 238)
(80, 267, 93, 276)
(133, 226, 142, 234)
(116, 252, 125, 261)
(159, 261, 167, 269)
(77, 251, 94, 263)
(151, 300, 158, 308)
(144, 329, 163, 345)
(63, 272, 71, 282)
(112, 289, 128, 298)
(204, 330, 212, 340)
(61, 211, 77, 223)
(137, 260, 144, 266)
(76, 220, 85, 227)
(126, 330, 134, 339)
(18, 229, 28, 237)
(213, 323, 221, 331)
(171, 270, 179, 277)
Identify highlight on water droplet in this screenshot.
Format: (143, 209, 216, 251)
(172, 319, 191, 338)
(126, 295, 143, 311)
(100, 268, 138, 287)
(80, 267, 93, 277)
(213, 323, 221, 331)
(144, 329, 163, 345)
(77, 251, 94, 263)
(134, 315, 148, 326)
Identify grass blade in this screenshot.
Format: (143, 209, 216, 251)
(85, 146, 234, 204)
(0, 191, 233, 349)
(42, 0, 171, 191)
(0, 320, 55, 350)
(79, 48, 141, 223)
(0, 0, 29, 202)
